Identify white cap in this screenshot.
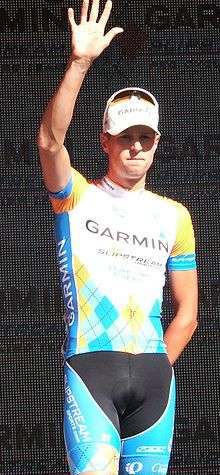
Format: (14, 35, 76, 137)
(102, 87, 160, 136)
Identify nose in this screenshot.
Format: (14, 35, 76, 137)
(130, 140, 142, 153)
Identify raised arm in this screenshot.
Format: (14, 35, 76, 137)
(37, 0, 123, 192)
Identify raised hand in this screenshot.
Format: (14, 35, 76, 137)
(68, 0, 123, 62)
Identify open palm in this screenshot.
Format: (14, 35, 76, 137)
(68, 0, 123, 61)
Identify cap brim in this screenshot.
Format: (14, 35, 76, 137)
(107, 121, 160, 136)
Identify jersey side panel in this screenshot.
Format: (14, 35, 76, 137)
(166, 200, 196, 271)
(49, 168, 90, 355)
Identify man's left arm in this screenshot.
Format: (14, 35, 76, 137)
(164, 268, 198, 365)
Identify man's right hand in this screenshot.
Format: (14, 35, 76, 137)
(38, 0, 123, 193)
(68, 0, 123, 63)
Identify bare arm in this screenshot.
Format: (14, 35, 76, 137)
(164, 269, 198, 365)
(37, 58, 91, 192)
(37, 0, 123, 192)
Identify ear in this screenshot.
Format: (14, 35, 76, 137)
(153, 133, 160, 151)
(100, 132, 109, 154)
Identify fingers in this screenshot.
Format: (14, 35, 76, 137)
(81, 0, 89, 23)
(80, 0, 113, 25)
(104, 27, 124, 46)
(89, 0, 100, 22)
(68, 0, 123, 43)
(99, 0, 112, 27)
(68, 8, 76, 28)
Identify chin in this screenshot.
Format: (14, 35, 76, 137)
(124, 172, 146, 182)
(125, 166, 149, 178)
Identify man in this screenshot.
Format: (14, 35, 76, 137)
(37, 1, 198, 474)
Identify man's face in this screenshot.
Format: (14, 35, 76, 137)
(101, 125, 160, 187)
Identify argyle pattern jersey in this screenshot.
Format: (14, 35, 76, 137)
(49, 168, 196, 359)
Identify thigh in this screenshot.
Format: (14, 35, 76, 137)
(119, 370, 176, 475)
(64, 360, 121, 475)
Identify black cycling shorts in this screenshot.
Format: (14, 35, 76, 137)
(64, 351, 175, 474)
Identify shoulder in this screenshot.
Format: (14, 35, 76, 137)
(145, 190, 191, 217)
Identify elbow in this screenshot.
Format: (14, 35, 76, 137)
(186, 316, 198, 338)
(191, 318, 198, 333)
(182, 318, 198, 333)
(37, 124, 62, 154)
(187, 318, 198, 343)
(187, 311, 198, 331)
(37, 124, 50, 151)
(191, 304, 198, 331)
(174, 310, 198, 334)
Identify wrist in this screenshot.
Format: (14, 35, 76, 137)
(68, 56, 93, 72)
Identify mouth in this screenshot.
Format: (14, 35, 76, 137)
(127, 157, 145, 161)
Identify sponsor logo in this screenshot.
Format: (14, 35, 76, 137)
(118, 106, 153, 117)
(137, 446, 166, 453)
(125, 462, 144, 474)
(86, 219, 169, 253)
(65, 382, 92, 443)
(152, 463, 167, 474)
(57, 238, 75, 326)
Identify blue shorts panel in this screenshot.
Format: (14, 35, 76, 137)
(64, 361, 121, 474)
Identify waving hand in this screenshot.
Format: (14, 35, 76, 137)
(68, 0, 123, 62)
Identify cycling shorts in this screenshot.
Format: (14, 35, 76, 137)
(64, 351, 175, 475)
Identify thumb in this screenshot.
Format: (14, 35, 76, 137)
(104, 27, 124, 46)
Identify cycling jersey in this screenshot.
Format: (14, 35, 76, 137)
(49, 168, 196, 359)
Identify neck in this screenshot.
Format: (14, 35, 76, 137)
(106, 173, 146, 191)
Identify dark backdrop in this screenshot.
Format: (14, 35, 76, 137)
(0, 1, 219, 474)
